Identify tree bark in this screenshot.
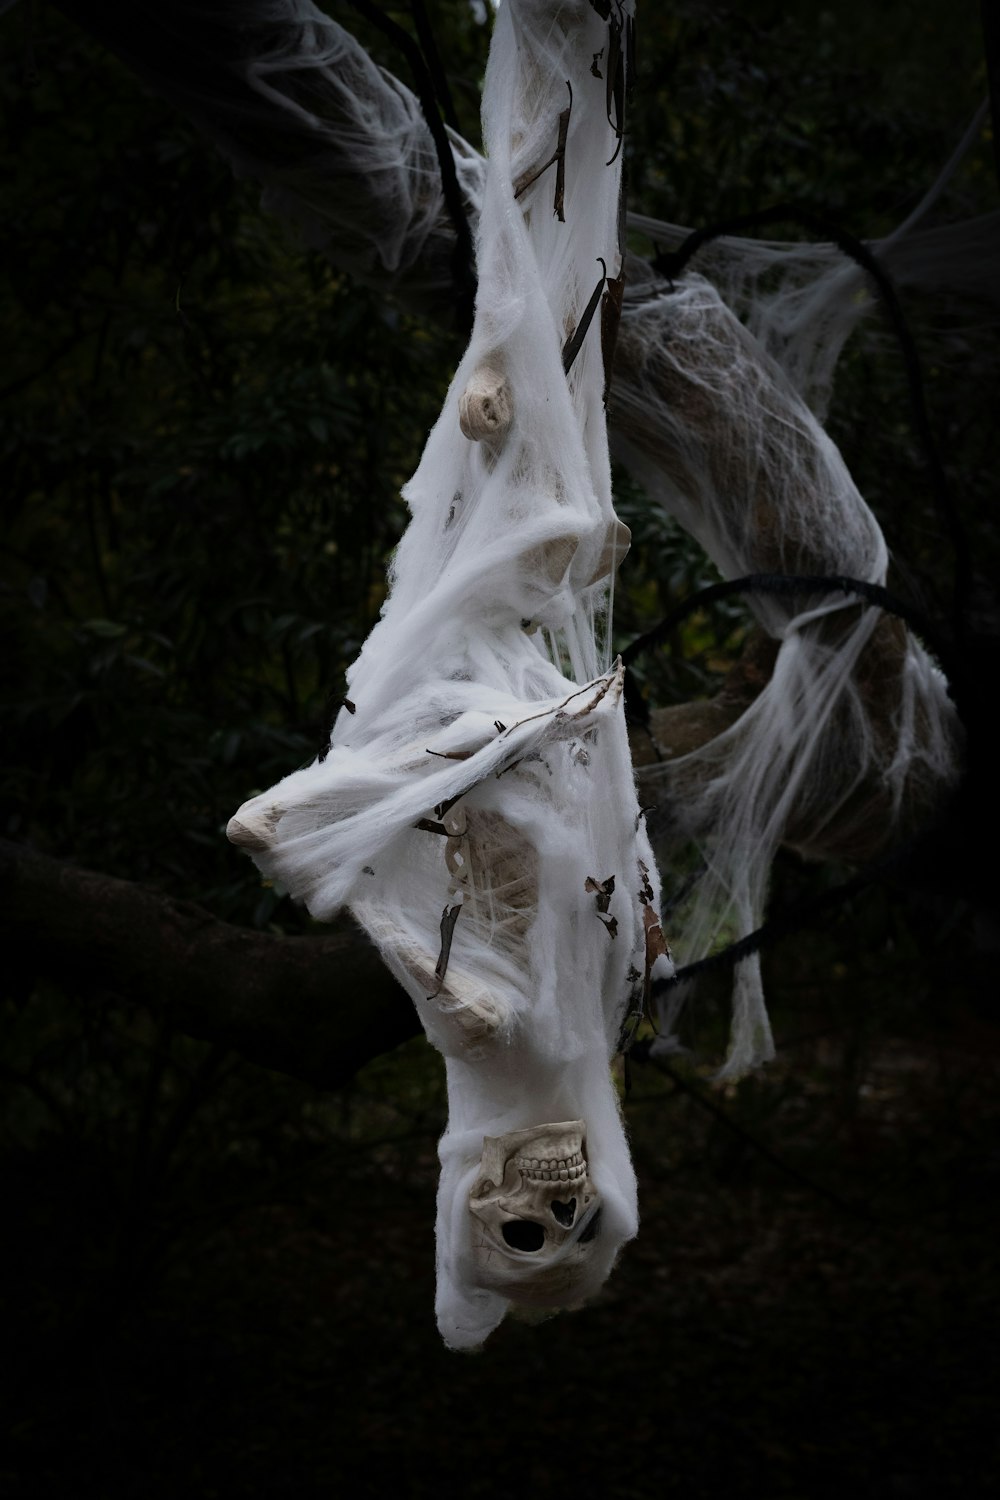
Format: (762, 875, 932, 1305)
(1, 838, 419, 1090)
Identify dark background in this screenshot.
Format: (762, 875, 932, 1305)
(2, 2, 998, 1495)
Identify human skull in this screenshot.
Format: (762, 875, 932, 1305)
(469, 1121, 602, 1306)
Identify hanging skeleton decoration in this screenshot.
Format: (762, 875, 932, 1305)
(228, 0, 669, 1348)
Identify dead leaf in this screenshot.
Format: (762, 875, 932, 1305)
(428, 903, 463, 998)
(563, 258, 608, 374)
(643, 902, 669, 964)
(585, 874, 616, 913)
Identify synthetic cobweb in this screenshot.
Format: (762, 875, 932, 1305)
(229, 0, 667, 1349)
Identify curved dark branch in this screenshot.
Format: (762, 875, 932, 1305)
(51, 0, 471, 316)
(344, 0, 476, 331)
(652, 205, 971, 640)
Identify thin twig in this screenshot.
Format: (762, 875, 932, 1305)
(513, 79, 573, 222)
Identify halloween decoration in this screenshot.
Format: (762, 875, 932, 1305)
(228, 0, 966, 1343)
(229, 0, 668, 1348)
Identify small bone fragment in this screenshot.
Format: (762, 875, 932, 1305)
(227, 801, 283, 852)
(523, 517, 630, 596)
(587, 517, 631, 585)
(459, 363, 513, 443)
(447, 808, 537, 944)
(355, 898, 512, 1049)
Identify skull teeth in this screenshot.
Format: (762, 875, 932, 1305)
(516, 1151, 586, 1182)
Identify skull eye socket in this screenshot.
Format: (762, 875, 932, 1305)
(502, 1220, 546, 1252)
(550, 1197, 577, 1228)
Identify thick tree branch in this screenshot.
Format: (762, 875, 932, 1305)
(1, 838, 420, 1090)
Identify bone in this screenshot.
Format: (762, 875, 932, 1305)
(353, 895, 513, 1049)
(226, 801, 283, 852)
(445, 808, 537, 944)
(458, 363, 513, 443)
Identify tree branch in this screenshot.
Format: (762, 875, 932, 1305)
(0, 838, 420, 1091)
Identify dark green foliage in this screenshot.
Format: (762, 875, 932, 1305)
(1, 9, 460, 922)
(631, 0, 991, 229)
